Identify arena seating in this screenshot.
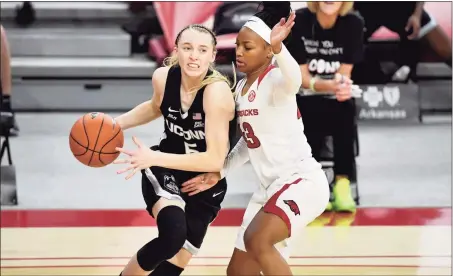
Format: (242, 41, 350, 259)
(2, 1, 156, 112)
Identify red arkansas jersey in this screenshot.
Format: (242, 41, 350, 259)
(234, 66, 321, 189)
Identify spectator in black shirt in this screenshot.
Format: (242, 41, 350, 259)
(287, 2, 364, 212)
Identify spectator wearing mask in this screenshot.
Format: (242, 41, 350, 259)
(287, 2, 364, 212)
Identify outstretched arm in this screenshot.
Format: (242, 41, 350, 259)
(269, 12, 302, 99)
(271, 45, 302, 96)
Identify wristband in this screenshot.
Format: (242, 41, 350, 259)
(309, 77, 317, 92)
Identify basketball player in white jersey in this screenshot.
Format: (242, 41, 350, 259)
(181, 2, 331, 275)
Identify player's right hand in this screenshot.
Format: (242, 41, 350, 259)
(181, 172, 221, 196)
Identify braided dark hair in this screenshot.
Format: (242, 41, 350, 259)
(254, 1, 293, 44)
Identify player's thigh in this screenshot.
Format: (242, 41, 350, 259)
(263, 170, 329, 236)
(141, 169, 185, 218)
(244, 209, 290, 251)
(183, 179, 228, 255)
(226, 248, 261, 276)
(238, 194, 292, 261)
(234, 192, 266, 252)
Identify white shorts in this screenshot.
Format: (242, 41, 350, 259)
(234, 168, 329, 259)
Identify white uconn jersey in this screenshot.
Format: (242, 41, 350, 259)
(235, 65, 321, 189)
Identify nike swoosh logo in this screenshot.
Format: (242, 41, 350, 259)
(213, 191, 224, 197)
(168, 107, 179, 113)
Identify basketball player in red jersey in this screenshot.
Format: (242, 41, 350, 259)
(182, 2, 331, 275)
(112, 25, 236, 276)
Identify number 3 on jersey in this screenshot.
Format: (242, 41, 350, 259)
(240, 122, 261, 149)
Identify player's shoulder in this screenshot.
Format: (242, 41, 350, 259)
(205, 77, 234, 99)
(205, 77, 231, 90)
(152, 66, 170, 81)
(152, 66, 171, 95)
(204, 79, 235, 113)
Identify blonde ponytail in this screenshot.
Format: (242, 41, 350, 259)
(163, 53, 178, 68)
(191, 62, 237, 94)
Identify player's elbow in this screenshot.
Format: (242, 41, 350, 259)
(285, 77, 302, 95)
(289, 79, 302, 94)
(294, 70, 303, 89)
(210, 156, 224, 172)
(206, 151, 226, 172)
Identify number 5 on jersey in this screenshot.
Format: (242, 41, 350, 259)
(240, 122, 261, 149)
(185, 142, 199, 154)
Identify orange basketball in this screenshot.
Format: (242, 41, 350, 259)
(69, 112, 124, 167)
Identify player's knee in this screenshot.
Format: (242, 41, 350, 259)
(157, 206, 187, 258)
(243, 230, 272, 257)
(137, 205, 187, 270)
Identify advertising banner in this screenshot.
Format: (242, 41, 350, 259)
(357, 84, 420, 121)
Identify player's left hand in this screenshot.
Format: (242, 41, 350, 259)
(270, 11, 296, 53)
(181, 172, 221, 196)
(406, 14, 421, 40)
(113, 136, 155, 180)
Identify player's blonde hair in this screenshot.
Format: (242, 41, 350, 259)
(163, 24, 236, 94)
(307, 2, 354, 16)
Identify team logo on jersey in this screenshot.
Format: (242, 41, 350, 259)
(165, 119, 206, 140)
(167, 114, 177, 120)
(163, 174, 179, 194)
(283, 200, 300, 216)
(248, 90, 256, 102)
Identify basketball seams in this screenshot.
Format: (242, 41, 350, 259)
(69, 134, 89, 156)
(98, 127, 122, 165)
(70, 129, 120, 155)
(69, 134, 120, 155)
(87, 116, 105, 166)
